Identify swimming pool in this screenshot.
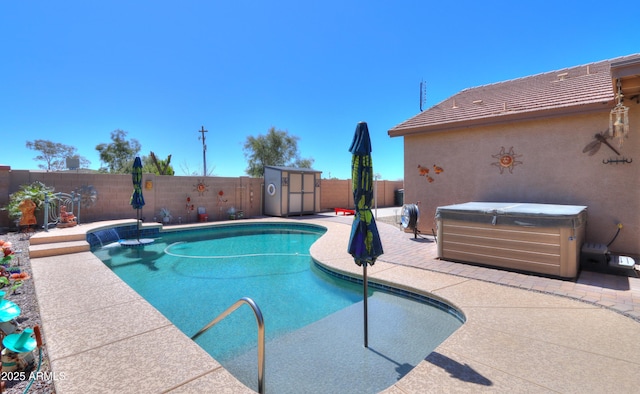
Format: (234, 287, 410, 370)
(92, 222, 463, 393)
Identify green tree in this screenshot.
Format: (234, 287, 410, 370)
(243, 127, 314, 177)
(293, 157, 314, 169)
(142, 152, 175, 175)
(26, 139, 90, 171)
(96, 129, 141, 173)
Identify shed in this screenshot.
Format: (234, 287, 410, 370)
(264, 166, 322, 217)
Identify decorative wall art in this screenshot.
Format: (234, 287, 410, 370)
(602, 157, 633, 165)
(417, 164, 444, 183)
(217, 190, 228, 204)
(217, 190, 228, 220)
(185, 196, 194, 221)
(491, 147, 522, 174)
(193, 179, 209, 196)
(72, 185, 98, 208)
(582, 130, 621, 156)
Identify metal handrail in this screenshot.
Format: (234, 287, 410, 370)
(191, 297, 265, 394)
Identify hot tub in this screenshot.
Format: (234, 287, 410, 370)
(435, 202, 587, 278)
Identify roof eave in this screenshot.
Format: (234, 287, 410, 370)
(388, 100, 614, 137)
(611, 57, 640, 98)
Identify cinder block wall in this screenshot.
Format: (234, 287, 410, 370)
(0, 169, 404, 228)
(319, 179, 404, 211)
(0, 166, 10, 227)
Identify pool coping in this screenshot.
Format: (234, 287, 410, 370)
(27, 217, 640, 393)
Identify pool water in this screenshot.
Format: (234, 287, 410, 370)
(92, 223, 463, 393)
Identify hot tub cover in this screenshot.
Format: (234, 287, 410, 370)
(436, 202, 587, 228)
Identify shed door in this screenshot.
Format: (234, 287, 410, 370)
(302, 173, 315, 213)
(288, 172, 315, 215)
(289, 173, 302, 214)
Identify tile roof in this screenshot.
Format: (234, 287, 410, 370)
(389, 54, 640, 137)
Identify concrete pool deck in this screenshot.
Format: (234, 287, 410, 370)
(27, 211, 640, 393)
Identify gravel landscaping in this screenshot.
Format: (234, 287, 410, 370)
(1, 231, 55, 394)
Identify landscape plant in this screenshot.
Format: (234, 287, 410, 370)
(0, 239, 23, 294)
(2, 181, 56, 221)
(159, 208, 172, 223)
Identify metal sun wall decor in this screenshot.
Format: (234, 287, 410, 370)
(491, 147, 522, 174)
(417, 164, 444, 183)
(193, 179, 209, 196)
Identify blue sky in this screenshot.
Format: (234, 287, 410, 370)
(2, 1, 638, 180)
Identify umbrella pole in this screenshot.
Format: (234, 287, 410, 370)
(363, 263, 368, 348)
(137, 208, 140, 241)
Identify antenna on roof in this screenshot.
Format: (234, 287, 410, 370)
(419, 79, 427, 111)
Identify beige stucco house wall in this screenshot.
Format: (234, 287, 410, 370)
(389, 55, 640, 256)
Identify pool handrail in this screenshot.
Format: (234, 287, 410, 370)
(191, 297, 265, 394)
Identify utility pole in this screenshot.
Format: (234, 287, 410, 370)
(198, 126, 208, 176)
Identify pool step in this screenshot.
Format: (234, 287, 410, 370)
(29, 240, 90, 258)
(30, 232, 86, 245)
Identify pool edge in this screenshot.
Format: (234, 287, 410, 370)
(31, 218, 466, 393)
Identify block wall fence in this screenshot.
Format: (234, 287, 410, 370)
(0, 167, 403, 228)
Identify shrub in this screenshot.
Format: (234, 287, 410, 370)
(2, 181, 56, 220)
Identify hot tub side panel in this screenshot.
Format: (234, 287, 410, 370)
(436, 218, 585, 278)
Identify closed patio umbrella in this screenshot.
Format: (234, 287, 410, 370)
(130, 156, 145, 241)
(347, 121, 384, 348)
